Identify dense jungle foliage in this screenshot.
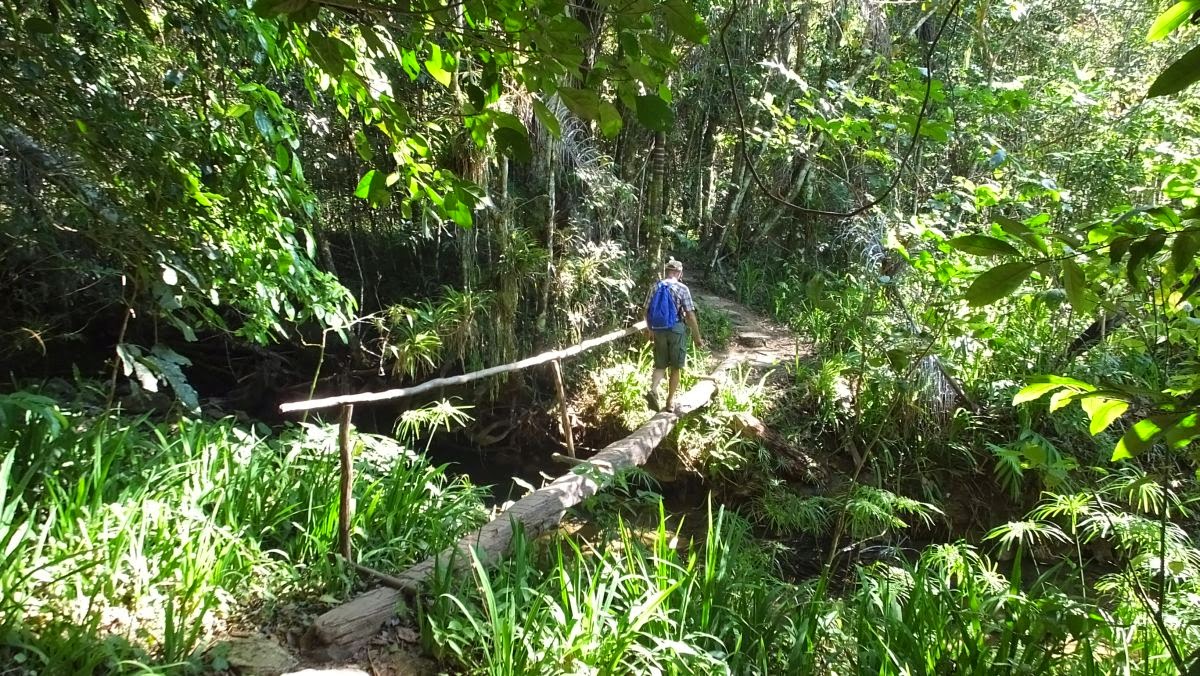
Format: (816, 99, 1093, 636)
(4, 0, 1200, 673)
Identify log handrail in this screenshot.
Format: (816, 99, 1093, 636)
(279, 321, 647, 413)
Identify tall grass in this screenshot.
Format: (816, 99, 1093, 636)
(422, 497, 1200, 675)
(0, 392, 486, 672)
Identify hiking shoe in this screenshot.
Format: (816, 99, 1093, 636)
(644, 391, 660, 412)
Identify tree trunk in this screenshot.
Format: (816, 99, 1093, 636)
(649, 130, 667, 262)
(536, 138, 557, 335)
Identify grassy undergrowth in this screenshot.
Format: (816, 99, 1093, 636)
(0, 391, 487, 673)
(420, 495, 1200, 675)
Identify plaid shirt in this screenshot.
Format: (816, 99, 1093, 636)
(645, 278, 696, 324)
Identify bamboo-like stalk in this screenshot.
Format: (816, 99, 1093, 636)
(280, 322, 647, 413)
(337, 404, 354, 562)
(550, 358, 575, 458)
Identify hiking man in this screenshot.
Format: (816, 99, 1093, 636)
(643, 258, 704, 412)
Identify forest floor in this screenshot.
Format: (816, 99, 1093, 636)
(250, 289, 811, 675)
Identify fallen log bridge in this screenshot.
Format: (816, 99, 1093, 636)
(304, 355, 741, 658)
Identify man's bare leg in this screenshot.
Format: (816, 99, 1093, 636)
(665, 368, 681, 411)
(647, 368, 666, 410)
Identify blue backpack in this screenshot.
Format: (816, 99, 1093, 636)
(647, 281, 679, 330)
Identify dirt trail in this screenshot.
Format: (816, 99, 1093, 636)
(691, 286, 808, 369)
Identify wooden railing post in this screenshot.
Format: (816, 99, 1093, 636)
(549, 358, 575, 458)
(337, 403, 354, 561)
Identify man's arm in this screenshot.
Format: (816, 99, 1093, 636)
(684, 310, 705, 349)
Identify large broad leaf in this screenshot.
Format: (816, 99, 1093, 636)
(307, 32, 347, 77)
(1162, 412, 1200, 449)
(424, 43, 453, 88)
(1172, 231, 1200, 275)
(965, 262, 1035, 307)
(533, 100, 561, 138)
(995, 215, 1049, 255)
(1013, 382, 1063, 405)
(662, 0, 708, 44)
(1127, 229, 1167, 285)
(950, 234, 1021, 257)
(494, 127, 532, 163)
(1148, 42, 1200, 98)
(597, 101, 623, 138)
(1112, 415, 1178, 461)
(1148, 1, 1200, 41)
(253, 0, 313, 17)
(558, 88, 602, 121)
(634, 94, 674, 132)
(354, 170, 389, 207)
(1061, 259, 1094, 314)
(354, 170, 377, 199)
(1080, 396, 1128, 435)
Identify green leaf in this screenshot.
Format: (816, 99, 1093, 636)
(1048, 388, 1079, 412)
(1148, 42, 1200, 98)
(1061, 259, 1094, 314)
(1112, 416, 1169, 461)
(1027, 375, 1096, 388)
(1172, 231, 1200, 275)
(353, 130, 374, 162)
(253, 0, 312, 18)
(597, 101, 623, 137)
(24, 16, 55, 33)
(662, 0, 708, 44)
(354, 170, 377, 199)
(1163, 413, 1200, 448)
(995, 215, 1049, 255)
(634, 94, 674, 132)
(1127, 229, 1167, 285)
(1148, 1, 1200, 41)
(949, 234, 1021, 257)
(533, 100, 562, 138)
(425, 43, 453, 88)
(1013, 382, 1062, 405)
(494, 127, 532, 163)
(121, 0, 154, 32)
(307, 32, 346, 77)
(1081, 397, 1128, 435)
(558, 88, 602, 120)
(964, 262, 1035, 307)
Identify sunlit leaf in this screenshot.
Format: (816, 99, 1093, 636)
(1013, 382, 1062, 405)
(1112, 416, 1170, 461)
(1163, 413, 1200, 449)
(1080, 397, 1128, 435)
(425, 43, 453, 88)
(354, 170, 377, 199)
(1148, 1, 1200, 41)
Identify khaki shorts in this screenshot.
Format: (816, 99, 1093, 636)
(652, 326, 688, 369)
